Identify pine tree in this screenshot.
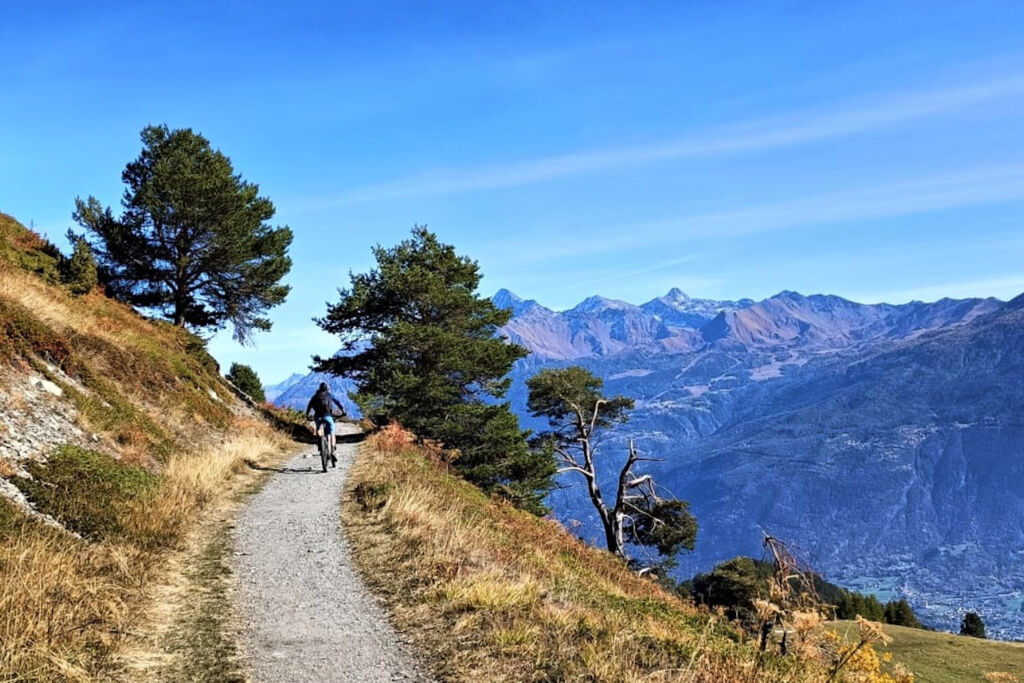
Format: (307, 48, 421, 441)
(61, 234, 98, 296)
(526, 366, 697, 561)
(73, 125, 292, 343)
(883, 598, 922, 628)
(314, 227, 555, 514)
(960, 611, 986, 638)
(226, 363, 265, 402)
(862, 594, 886, 621)
(689, 556, 767, 623)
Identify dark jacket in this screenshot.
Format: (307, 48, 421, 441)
(306, 389, 345, 418)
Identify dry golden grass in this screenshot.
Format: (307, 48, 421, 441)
(343, 424, 826, 683)
(0, 458, 16, 477)
(0, 427, 291, 680)
(0, 213, 298, 679)
(0, 525, 144, 681)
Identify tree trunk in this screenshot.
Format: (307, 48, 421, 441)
(592, 489, 623, 558)
(579, 435, 625, 558)
(602, 513, 624, 558)
(582, 469, 623, 557)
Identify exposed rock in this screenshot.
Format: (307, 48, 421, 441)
(0, 367, 87, 467)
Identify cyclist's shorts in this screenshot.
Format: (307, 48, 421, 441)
(315, 415, 335, 435)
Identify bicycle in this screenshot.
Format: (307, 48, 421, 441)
(312, 415, 339, 473)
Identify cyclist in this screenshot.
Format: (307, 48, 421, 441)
(305, 382, 346, 466)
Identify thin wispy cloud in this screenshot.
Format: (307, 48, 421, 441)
(483, 163, 1024, 265)
(568, 253, 713, 289)
(302, 74, 1024, 209)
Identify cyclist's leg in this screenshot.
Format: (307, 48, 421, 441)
(323, 415, 336, 451)
(315, 417, 327, 448)
(309, 418, 321, 457)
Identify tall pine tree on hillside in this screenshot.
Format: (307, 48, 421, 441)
(73, 125, 292, 343)
(314, 227, 555, 513)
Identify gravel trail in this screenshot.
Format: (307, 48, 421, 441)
(233, 424, 428, 682)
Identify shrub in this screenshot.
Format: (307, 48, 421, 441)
(961, 611, 987, 638)
(884, 598, 922, 628)
(60, 236, 98, 295)
(0, 298, 73, 368)
(226, 362, 265, 402)
(0, 498, 25, 541)
(688, 556, 770, 624)
(14, 445, 159, 540)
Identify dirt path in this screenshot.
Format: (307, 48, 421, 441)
(233, 425, 428, 682)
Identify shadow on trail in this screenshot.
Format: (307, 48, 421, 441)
(335, 432, 366, 445)
(244, 460, 324, 474)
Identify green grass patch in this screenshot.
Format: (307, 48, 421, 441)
(831, 620, 1024, 682)
(158, 525, 246, 682)
(14, 445, 159, 541)
(47, 365, 177, 460)
(76, 329, 232, 431)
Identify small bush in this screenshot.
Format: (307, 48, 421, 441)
(0, 497, 26, 541)
(353, 481, 391, 511)
(226, 362, 265, 402)
(60, 236, 98, 295)
(961, 611, 987, 639)
(0, 298, 73, 368)
(15, 445, 159, 540)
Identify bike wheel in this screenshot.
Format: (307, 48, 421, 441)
(320, 436, 329, 472)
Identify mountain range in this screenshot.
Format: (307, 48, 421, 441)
(271, 286, 1023, 637)
(267, 370, 358, 416)
(500, 287, 1020, 637)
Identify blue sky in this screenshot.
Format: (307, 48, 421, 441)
(2, 1, 1023, 383)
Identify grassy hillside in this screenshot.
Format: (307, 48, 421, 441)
(0, 213, 294, 679)
(832, 620, 1024, 682)
(342, 424, 918, 682)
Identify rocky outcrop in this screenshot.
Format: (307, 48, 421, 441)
(0, 367, 93, 470)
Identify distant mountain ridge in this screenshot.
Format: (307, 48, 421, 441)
(263, 373, 306, 403)
(496, 287, 1021, 637)
(272, 372, 359, 416)
(497, 287, 1000, 361)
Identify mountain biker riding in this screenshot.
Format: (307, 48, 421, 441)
(305, 382, 346, 466)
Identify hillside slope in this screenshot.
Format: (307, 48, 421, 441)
(338, 425, 917, 682)
(0, 213, 292, 679)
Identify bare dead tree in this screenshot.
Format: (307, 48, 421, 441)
(526, 366, 697, 563)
